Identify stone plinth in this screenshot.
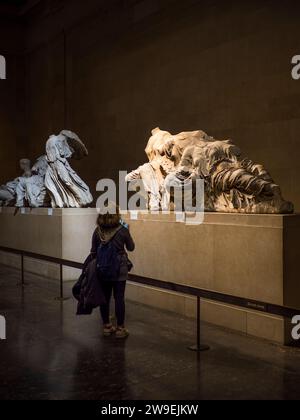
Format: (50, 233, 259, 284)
(123, 212, 300, 345)
(0, 208, 299, 345)
(0, 207, 98, 280)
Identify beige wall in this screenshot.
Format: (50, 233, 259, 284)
(1, 209, 298, 344)
(1, 0, 300, 209)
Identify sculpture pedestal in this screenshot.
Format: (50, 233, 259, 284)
(0, 208, 299, 345)
(122, 212, 300, 346)
(0, 207, 97, 280)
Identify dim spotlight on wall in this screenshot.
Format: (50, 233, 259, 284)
(0, 55, 6, 80)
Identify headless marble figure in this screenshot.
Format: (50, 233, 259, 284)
(44, 131, 93, 208)
(0, 159, 32, 206)
(15, 156, 50, 208)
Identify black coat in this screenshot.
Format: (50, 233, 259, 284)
(73, 257, 106, 315)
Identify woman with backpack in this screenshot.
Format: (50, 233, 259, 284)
(91, 204, 135, 339)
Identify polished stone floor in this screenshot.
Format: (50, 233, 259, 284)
(1, 264, 300, 400)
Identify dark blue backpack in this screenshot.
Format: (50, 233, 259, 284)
(96, 234, 121, 281)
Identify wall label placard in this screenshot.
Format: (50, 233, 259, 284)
(246, 301, 267, 311)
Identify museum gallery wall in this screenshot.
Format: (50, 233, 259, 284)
(1, 0, 300, 211)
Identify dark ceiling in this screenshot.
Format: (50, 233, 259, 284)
(0, 0, 27, 6)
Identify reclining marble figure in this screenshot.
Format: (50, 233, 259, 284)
(0, 159, 32, 206)
(126, 128, 294, 214)
(0, 130, 93, 208)
(15, 155, 50, 208)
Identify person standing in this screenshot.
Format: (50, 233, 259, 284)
(91, 204, 135, 339)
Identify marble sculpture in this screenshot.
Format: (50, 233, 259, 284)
(0, 159, 32, 207)
(126, 128, 294, 214)
(0, 131, 93, 208)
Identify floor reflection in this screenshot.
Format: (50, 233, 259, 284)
(1, 265, 300, 400)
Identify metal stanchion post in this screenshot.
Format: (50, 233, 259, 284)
(188, 296, 210, 352)
(55, 263, 70, 301)
(17, 253, 29, 286)
(21, 254, 24, 286)
(60, 264, 63, 299)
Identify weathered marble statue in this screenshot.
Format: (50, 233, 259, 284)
(0, 130, 93, 208)
(0, 159, 32, 206)
(126, 128, 294, 214)
(15, 155, 50, 208)
(45, 130, 93, 208)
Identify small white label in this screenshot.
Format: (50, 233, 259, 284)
(21, 208, 26, 215)
(48, 208, 53, 216)
(130, 211, 138, 220)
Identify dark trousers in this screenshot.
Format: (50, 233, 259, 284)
(100, 281, 126, 327)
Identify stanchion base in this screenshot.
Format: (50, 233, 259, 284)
(188, 344, 210, 352)
(54, 297, 70, 302)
